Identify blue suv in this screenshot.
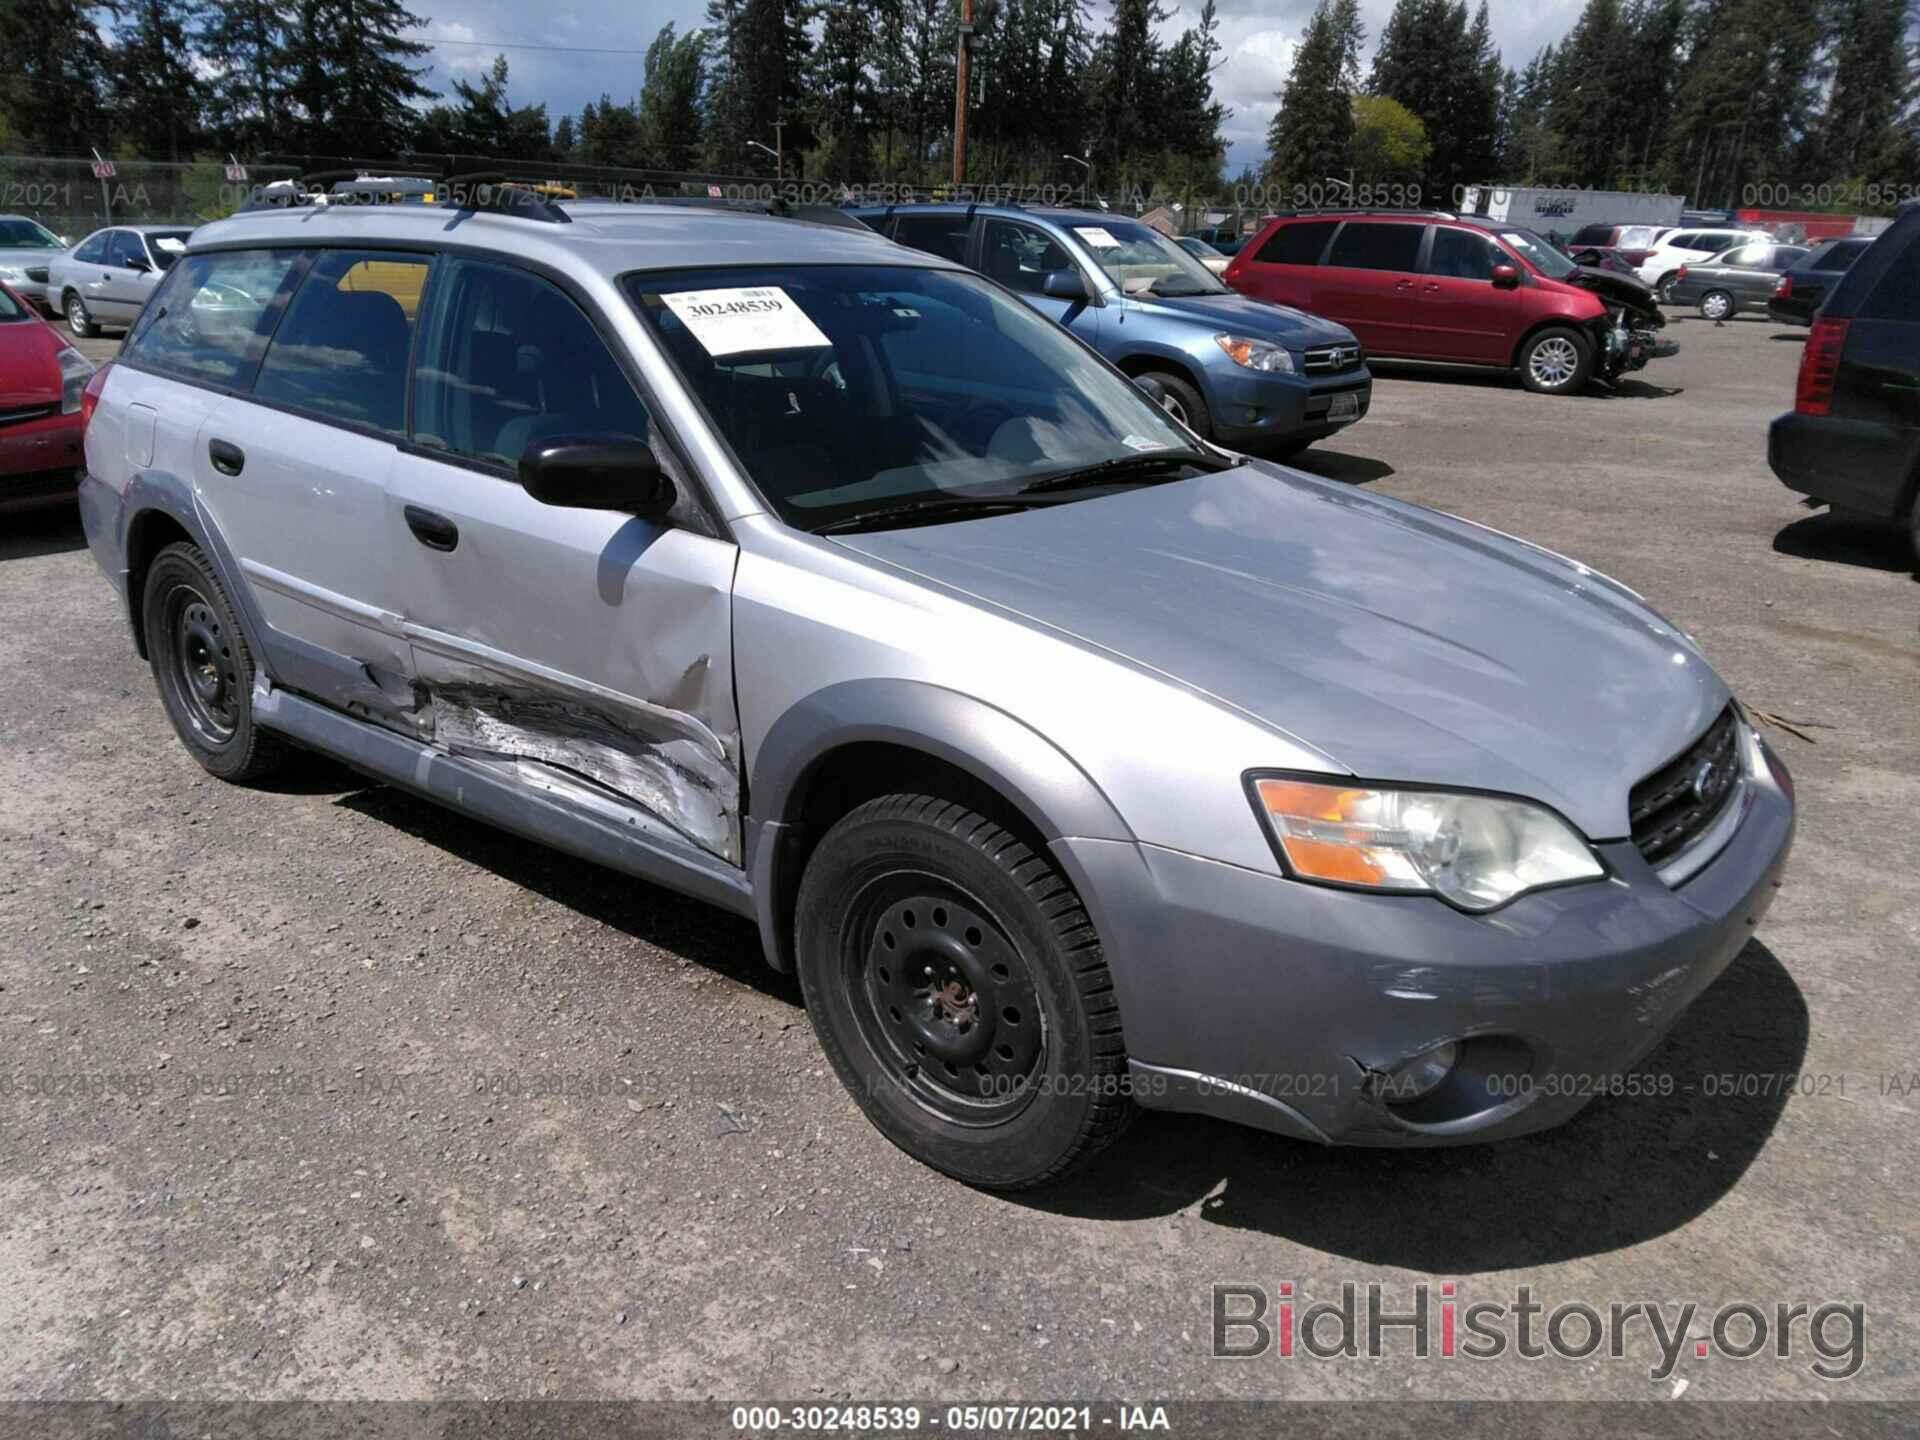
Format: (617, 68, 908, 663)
(852, 203, 1371, 455)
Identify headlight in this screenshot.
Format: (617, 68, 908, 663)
(1248, 775, 1604, 912)
(1214, 334, 1295, 373)
(58, 346, 94, 414)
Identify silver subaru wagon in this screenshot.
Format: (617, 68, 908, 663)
(76, 190, 1794, 1188)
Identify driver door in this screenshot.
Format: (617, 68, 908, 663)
(383, 257, 743, 863)
(980, 219, 1100, 345)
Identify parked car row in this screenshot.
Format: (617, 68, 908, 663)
(70, 191, 1798, 1188)
(0, 214, 193, 336)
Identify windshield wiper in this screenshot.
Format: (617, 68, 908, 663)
(810, 494, 1052, 535)
(1018, 449, 1230, 496)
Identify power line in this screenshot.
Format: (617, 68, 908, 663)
(415, 35, 658, 57)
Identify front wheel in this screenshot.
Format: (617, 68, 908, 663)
(65, 292, 98, 338)
(1698, 289, 1736, 321)
(1518, 327, 1594, 395)
(1145, 371, 1212, 441)
(795, 794, 1131, 1189)
(142, 542, 286, 782)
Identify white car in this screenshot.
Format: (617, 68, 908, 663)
(1635, 227, 1773, 301)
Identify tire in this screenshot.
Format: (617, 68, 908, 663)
(794, 793, 1131, 1189)
(1655, 272, 1680, 304)
(1518, 326, 1594, 395)
(65, 291, 98, 339)
(141, 542, 286, 783)
(1698, 289, 1736, 321)
(1145, 371, 1212, 441)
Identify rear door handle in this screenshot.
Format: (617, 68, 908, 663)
(404, 504, 459, 552)
(207, 438, 245, 476)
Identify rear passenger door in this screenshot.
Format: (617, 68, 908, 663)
(384, 257, 742, 863)
(1314, 221, 1427, 355)
(197, 248, 430, 705)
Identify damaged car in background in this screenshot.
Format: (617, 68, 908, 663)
(78, 194, 1791, 1189)
(1224, 210, 1675, 394)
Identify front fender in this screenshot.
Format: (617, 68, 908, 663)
(745, 678, 1137, 971)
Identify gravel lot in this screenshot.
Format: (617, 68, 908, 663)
(2, 315, 1915, 1409)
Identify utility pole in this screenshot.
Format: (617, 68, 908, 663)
(952, 0, 973, 188)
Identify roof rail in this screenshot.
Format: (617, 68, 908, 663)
(562, 194, 871, 231)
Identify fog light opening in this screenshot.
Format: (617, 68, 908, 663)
(1383, 1041, 1459, 1104)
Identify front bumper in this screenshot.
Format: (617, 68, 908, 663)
(1054, 744, 1794, 1147)
(1207, 363, 1372, 448)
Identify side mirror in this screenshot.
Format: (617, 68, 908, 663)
(1042, 268, 1088, 301)
(125, 256, 151, 274)
(1132, 374, 1168, 405)
(1490, 263, 1520, 289)
(519, 435, 674, 517)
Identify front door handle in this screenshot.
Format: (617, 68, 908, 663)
(404, 504, 459, 552)
(207, 438, 245, 476)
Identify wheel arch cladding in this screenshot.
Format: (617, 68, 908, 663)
(745, 679, 1136, 974)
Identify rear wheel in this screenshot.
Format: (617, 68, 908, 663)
(65, 291, 98, 338)
(1698, 289, 1736, 321)
(795, 794, 1131, 1189)
(142, 542, 286, 783)
(1145, 371, 1211, 441)
(1655, 271, 1680, 304)
(1518, 327, 1593, 395)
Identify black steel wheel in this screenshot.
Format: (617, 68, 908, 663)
(796, 793, 1132, 1188)
(142, 542, 286, 782)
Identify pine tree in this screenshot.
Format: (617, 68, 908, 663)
(638, 24, 708, 170)
(1267, 0, 1364, 186)
(199, 0, 292, 154)
(416, 55, 551, 162)
(285, 0, 435, 158)
(814, 1, 873, 180)
(1370, 0, 1488, 194)
(0, 0, 114, 155)
(111, 0, 206, 162)
(1814, 0, 1913, 179)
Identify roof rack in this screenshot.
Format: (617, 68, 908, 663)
(563, 194, 871, 231)
(234, 164, 572, 224)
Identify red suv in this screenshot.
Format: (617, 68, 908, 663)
(1224, 211, 1673, 395)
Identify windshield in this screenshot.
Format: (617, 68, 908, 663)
(625, 264, 1204, 531)
(146, 231, 192, 270)
(1177, 236, 1222, 259)
(1500, 229, 1578, 279)
(0, 284, 26, 321)
(0, 218, 62, 249)
(1071, 220, 1228, 297)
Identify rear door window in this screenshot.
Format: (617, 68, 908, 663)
(120, 248, 302, 388)
(251, 249, 430, 435)
(1325, 222, 1424, 272)
(890, 214, 972, 265)
(1254, 220, 1337, 266)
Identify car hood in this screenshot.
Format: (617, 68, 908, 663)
(831, 464, 1728, 840)
(1123, 289, 1358, 349)
(1567, 266, 1664, 323)
(0, 319, 64, 402)
(0, 245, 59, 273)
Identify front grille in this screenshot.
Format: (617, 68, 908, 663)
(0, 402, 55, 428)
(1302, 342, 1363, 373)
(1628, 707, 1742, 866)
(24, 266, 47, 284)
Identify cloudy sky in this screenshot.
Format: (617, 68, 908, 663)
(407, 0, 1591, 174)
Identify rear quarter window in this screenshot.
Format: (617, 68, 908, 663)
(1253, 220, 1337, 266)
(121, 249, 302, 388)
(1859, 231, 1920, 321)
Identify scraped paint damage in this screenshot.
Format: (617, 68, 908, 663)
(423, 678, 739, 863)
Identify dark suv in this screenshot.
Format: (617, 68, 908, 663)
(1769, 204, 1920, 558)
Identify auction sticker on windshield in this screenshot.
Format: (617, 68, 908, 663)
(1074, 226, 1122, 249)
(660, 286, 832, 356)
